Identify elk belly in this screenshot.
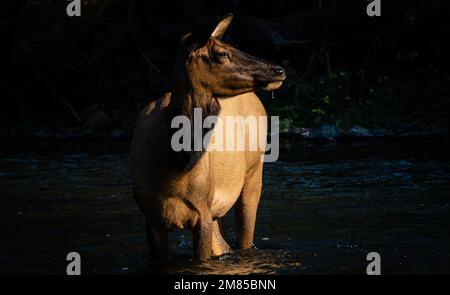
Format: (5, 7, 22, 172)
(211, 189, 242, 218)
(210, 150, 247, 217)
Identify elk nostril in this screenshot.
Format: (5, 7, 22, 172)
(273, 67, 285, 76)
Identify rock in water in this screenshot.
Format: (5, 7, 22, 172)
(347, 125, 373, 137)
(308, 124, 344, 139)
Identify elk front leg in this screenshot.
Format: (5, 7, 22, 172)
(211, 218, 231, 256)
(146, 221, 170, 262)
(235, 165, 263, 249)
(192, 212, 213, 260)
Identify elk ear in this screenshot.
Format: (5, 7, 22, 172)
(210, 13, 234, 40)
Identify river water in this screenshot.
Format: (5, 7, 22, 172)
(0, 139, 449, 274)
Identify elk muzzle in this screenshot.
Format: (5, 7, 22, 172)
(253, 64, 287, 91)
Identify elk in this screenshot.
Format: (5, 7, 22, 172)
(131, 14, 286, 261)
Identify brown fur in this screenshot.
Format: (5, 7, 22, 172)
(131, 14, 286, 261)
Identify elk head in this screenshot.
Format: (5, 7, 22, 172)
(175, 14, 286, 98)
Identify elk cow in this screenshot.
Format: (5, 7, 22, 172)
(131, 14, 286, 261)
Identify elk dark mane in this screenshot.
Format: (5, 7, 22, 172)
(164, 68, 221, 172)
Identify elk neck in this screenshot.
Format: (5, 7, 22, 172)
(167, 69, 221, 121)
(163, 64, 221, 172)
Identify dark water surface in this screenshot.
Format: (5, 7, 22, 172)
(0, 139, 449, 274)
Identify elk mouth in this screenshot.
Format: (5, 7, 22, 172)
(255, 78, 285, 91)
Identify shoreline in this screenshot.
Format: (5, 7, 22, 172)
(0, 127, 448, 155)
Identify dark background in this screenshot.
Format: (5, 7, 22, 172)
(3, 0, 450, 140)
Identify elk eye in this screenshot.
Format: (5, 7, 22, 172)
(216, 51, 228, 58)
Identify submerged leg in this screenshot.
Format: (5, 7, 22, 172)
(146, 221, 170, 262)
(192, 212, 213, 260)
(211, 219, 231, 256)
(235, 165, 263, 249)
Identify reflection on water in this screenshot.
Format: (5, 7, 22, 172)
(0, 139, 449, 274)
(143, 249, 301, 275)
